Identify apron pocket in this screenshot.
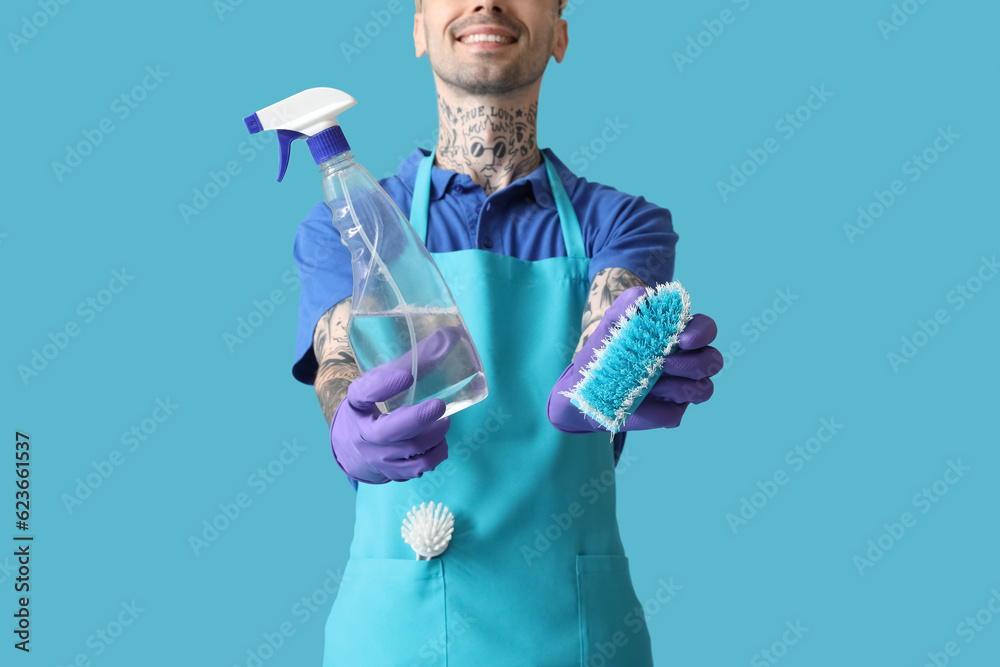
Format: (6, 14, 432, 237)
(576, 554, 654, 667)
(325, 557, 446, 667)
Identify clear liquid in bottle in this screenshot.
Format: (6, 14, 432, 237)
(349, 306, 487, 417)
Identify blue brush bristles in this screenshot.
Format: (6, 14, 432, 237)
(560, 282, 692, 439)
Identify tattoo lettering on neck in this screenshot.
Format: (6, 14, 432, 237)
(436, 95, 541, 196)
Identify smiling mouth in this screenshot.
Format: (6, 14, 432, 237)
(457, 33, 517, 45)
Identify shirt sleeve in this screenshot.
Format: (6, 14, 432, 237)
(291, 200, 354, 386)
(585, 187, 678, 287)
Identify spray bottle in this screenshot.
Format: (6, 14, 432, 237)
(244, 87, 488, 417)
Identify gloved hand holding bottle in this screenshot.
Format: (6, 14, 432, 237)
(331, 326, 464, 484)
(547, 286, 724, 434)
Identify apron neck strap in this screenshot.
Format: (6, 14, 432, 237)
(409, 148, 585, 259)
(409, 147, 435, 245)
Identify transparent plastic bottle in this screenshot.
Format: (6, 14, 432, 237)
(321, 151, 488, 416)
(244, 88, 487, 417)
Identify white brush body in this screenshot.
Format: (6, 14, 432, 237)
(401, 501, 455, 560)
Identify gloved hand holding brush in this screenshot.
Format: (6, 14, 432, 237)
(547, 285, 723, 435)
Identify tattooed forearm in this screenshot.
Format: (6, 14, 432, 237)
(435, 94, 542, 196)
(314, 297, 363, 426)
(574, 267, 648, 355)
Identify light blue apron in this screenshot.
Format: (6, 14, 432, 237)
(324, 149, 654, 666)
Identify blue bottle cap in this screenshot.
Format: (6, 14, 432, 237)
(307, 126, 351, 164)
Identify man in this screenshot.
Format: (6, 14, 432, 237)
(292, 1, 722, 663)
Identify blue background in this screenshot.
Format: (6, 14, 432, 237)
(3, 0, 998, 665)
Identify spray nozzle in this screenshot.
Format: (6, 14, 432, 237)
(243, 87, 357, 182)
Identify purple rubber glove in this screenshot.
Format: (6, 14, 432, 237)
(331, 326, 463, 484)
(547, 286, 724, 434)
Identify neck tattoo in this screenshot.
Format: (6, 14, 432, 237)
(435, 94, 542, 196)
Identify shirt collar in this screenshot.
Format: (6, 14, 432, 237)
(397, 146, 579, 208)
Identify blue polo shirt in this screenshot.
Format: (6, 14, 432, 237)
(292, 146, 679, 388)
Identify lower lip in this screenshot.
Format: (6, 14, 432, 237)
(458, 38, 516, 50)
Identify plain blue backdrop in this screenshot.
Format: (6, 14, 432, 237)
(3, 0, 998, 665)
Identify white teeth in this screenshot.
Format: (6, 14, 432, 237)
(461, 33, 513, 44)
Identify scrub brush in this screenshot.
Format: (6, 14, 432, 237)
(560, 282, 692, 440)
(401, 501, 455, 560)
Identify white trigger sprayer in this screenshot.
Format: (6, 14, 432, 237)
(244, 87, 357, 183)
